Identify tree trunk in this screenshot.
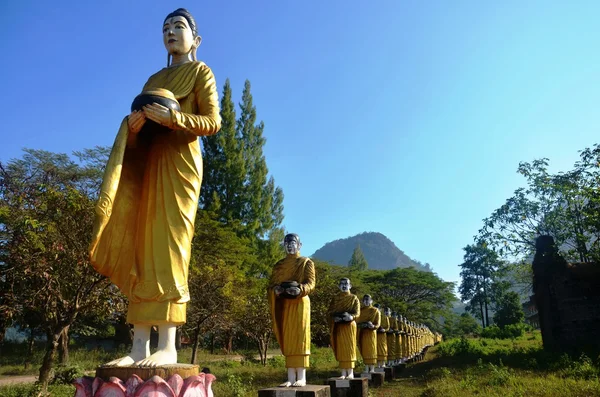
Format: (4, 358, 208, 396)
(190, 320, 202, 365)
(479, 299, 485, 328)
(175, 327, 182, 350)
(226, 334, 233, 354)
(58, 326, 70, 365)
(483, 279, 490, 327)
(38, 329, 62, 395)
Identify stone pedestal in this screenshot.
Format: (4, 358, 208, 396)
(74, 365, 214, 397)
(258, 385, 331, 397)
(359, 372, 383, 387)
(392, 364, 405, 378)
(384, 366, 394, 381)
(326, 378, 368, 397)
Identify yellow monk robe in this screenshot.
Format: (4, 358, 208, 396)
(377, 314, 389, 362)
(387, 316, 397, 361)
(328, 292, 360, 369)
(395, 325, 401, 361)
(355, 305, 381, 365)
(89, 61, 221, 325)
(268, 253, 316, 368)
(400, 320, 408, 359)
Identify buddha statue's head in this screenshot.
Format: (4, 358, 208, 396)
(362, 294, 373, 307)
(339, 278, 351, 293)
(384, 307, 391, 317)
(163, 8, 201, 65)
(284, 233, 301, 255)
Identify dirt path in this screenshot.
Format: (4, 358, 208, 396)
(0, 353, 279, 386)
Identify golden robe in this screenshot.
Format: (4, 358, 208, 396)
(401, 321, 408, 359)
(395, 326, 401, 360)
(328, 291, 360, 368)
(377, 314, 389, 362)
(89, 61, 221, 325)
(355, 305, 380, 365)
(268, 253, 316, 368)
(387, 316, 397, 361)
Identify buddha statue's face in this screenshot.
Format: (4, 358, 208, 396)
(284, 237, 301, 255)
(362, 296, 373, 307)
(384, 308, 391, 316)
(339, 279, 351, 292)
(163, 16, 198, 56)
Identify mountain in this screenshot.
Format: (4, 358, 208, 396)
(311, 232, 432, 272)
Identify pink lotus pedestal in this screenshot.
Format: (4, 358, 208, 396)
(74, 364, 215, 397)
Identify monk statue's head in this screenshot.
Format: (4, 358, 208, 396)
(374, 303, 382, 312)
(163, 8, 201, 65)
(384, 307, 391, 316)
(362, 294, 373, 307)
(284, 233, 301, 255)
(339, 278, 351, 292)
(392, 311, 398, 319)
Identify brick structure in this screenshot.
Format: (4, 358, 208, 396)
(532, 236, 600, 351)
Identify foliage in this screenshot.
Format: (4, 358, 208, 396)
(0, 148, 121, 392)
(481, 324, 526, 339)
(362, 266, 456, 324)
(458, 243, 506, 328)
(348, 244, 369, 271)
(479, 145, 600, 264)
(493, 291, 525, 328)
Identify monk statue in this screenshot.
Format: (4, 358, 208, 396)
(328, 278, 360, 379)
(268, 233, 316, 387)
(355, 294, 380, 374)
(385, 308, 396, 367)
(399, 315, 408, 363)
(89, 8, 221, 367)
(374, 304, 389, 368)
(392, 312, 402, 365)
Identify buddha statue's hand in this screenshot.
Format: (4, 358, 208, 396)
(367, 321, 375, 329)
(286, 286, 301, 296)
(274, 286, 284, 296)
(343, 313, 353, 322)
(128, 110, 146, 134)
(143, 103, 174, 129)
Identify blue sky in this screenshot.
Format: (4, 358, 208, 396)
(1, 1, 599, 285)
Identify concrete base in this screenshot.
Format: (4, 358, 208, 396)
(326, 377, 368, 397)
(359, 372, 383, 387)
(384, 367, 394, 381)
(258, 385, 331, 397)
(392, 364, 405, 378)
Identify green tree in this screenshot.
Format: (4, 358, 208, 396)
(363, 267, 456, 325)
(348, 244, 369, 271)
(458, 243, 505, 328)
(493, 291, 525, 328)
(0, 149, 119, 394)
(457, 313, 482, 335)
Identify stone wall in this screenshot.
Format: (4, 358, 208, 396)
(532, 236, 600, 352)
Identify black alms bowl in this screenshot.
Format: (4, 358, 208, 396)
(131, 88, 181, 135)
(280, 281, 300, 299)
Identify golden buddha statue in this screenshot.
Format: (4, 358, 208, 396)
(328, 278, 360, 379)
(268, 233, 316, 387)
(355, 294, 380, 373)
(89, 8, 221, 367)
(375, 304, 389, 368)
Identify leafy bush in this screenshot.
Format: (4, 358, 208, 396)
(51, 364, 85, 385)
(481, 323, 525, 339)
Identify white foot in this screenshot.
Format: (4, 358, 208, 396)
(338, 375, 346, 379)
(292, 380, 306, 387)
(135, 348, 177, 367)
(279, 381, 292, 387)
(347, 373, 354, 379)
(103, 355, 137, 367)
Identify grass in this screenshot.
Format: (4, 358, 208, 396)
(2, 332, 600, 396)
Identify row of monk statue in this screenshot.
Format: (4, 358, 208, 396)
(269, 233, 442, 387)
(89, 9, 442, 392)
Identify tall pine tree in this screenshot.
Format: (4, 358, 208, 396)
(348, 245, 369, 271)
